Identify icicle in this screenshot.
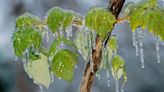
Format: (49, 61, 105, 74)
(39, 85, 43, 92)
(121, 81, 126, 92)
(115, 79, 119, 92)
(135, 29, 139, 57)
(46, 31, 49, 43)
(106, 70, 111, 87)
(114, 72, 120, 92)
(138, 28, 144, 68)
(156, 37, 160, 63)
(132, 32, 136, 47)
(51, 72, 54, 83)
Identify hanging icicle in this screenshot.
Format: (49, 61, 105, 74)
(115, 73, 119, 92)
(106, 70, 111, 87)
(156, 36, 161, 63)
(138, 27, 144, 68)
(134, 29, 139, 56)
(51, 72, 54, 83)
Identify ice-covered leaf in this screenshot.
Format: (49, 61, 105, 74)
(12, 27, 42, 57)
(16, 13, 42, 30)
(47, 7, 64, 33)
(111, 55, 127, 80)
(62, 11, 74, 29)
(51, 49, 78, 82)
(108, 36, 118, 52)
(129, 0, 164, 41)
(147, 8, 164, 41)
(85, 7, 116, 39)
(25, 53, 51, 88)
(74, 30, 90, 60)
(46, 7, 79, 33)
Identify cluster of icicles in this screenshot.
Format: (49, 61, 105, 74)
(13, 24, 125, 92)
(132, 27, 162, 68)
(14, 25, 163, 92)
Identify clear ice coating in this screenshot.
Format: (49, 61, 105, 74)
(156, 37, 160, 63)
(66, 26, 73, 39)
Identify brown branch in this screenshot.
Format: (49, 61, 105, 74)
(80, 0, 125, 92)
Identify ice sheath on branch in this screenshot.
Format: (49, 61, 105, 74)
(79, 0, 125, 92)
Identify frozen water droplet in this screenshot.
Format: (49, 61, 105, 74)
(14, 56, 18, 62)
(75, 65, 78, 69)
(33, 80, 38, 84)
(156, 37, 161, 63)
(39, 85, 43, 92)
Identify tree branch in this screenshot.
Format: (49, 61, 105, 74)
(80, 0, 125, 92)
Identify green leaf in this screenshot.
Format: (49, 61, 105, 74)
(108, 36, 118, 52)
(85, 7, 116, 39)
(49, 36, 76, 57)
(16, 13, 41, 30)
(51, 49, 78, 82)
(47, 7, 64, 33)
(46, 7, 76, 33)
(12, 27, 42, 57)
(111, 55, 127, 80)
(25, 53, 51, 88)
(147, 8, 164, 41)
(62, 11, 74, 29)
(74, 30, 91, 60)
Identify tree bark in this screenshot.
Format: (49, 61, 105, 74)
(80, 0, 125, 92)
